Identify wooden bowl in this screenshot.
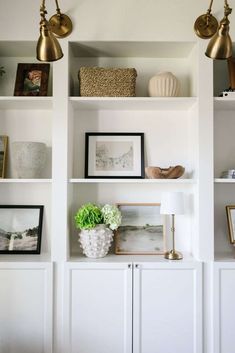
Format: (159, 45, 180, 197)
(145, 165, 185, 179)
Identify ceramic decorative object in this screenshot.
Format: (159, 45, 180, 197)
(145, 165, 185, 179)
(148, 71, 180, 97)
(79, 224, 114, 258)
(12, 141, 47, 178)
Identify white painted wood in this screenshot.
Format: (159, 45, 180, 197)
(214, 263, 235, 353)
(133, 262, 202, 353)
(0, 178, 52, 183)
(0, 96, 53, 109)
(64, 262, 133, 353)
(70, 97, 197, 111)
(214, 179, 235, 183)
(214, 98, 235, 111)
(69, 178, 196, 184)
(0, 263, 53, 353)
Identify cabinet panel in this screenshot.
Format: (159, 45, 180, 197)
(64, 263, 132, 353)
(0, 264, 52, 353)
(214, 264, 235, 353)
(133, 263, 202, 353)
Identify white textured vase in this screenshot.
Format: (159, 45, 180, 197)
(148, 71, 180, 97)
(12, 142, 47, 178)
(79, 224, 113, 258)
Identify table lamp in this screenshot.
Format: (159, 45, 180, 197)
(160, 192, 185, 260)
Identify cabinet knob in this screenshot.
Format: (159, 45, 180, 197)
(135, 264, 140, 269)
(128, 263, 132, 269)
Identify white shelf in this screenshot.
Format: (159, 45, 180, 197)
(214, 97, 235, 111)
(70, 97, 197, 111)
(69, 252, 195, 263)
(0, 96, 53, 110)
(0, 179, 52, 183)
(214, 178, 235, 183)
(69, 178, 196, 184)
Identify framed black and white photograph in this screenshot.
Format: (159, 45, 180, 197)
(0, 136, 8, 178)
(0, 205, 43, 254)
(226, 205, 235, 244)
(115, 203, 166, 255)
(85, 132, 144, 178)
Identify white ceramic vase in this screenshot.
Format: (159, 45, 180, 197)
(12, 141, 47, 178)
(148, 71, 180, 97)
(79, 224, 113, 258)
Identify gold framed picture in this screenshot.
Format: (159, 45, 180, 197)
(14, 63, 50, 96)
(115, 203, 166, 255)
(0, 136, 8, 178)
(226, 205, 235, 244)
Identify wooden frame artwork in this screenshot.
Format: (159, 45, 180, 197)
(0, 136, 8, 178)
(14, 63, 50, 96)
(0, 205, 44, 254)
(85, 132, 145, 178)
(226, 205, 235, 244)
(115, 203, 166, 255)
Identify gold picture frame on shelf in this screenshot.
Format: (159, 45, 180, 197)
(0, 136, 8, 178)
(115, 203, 166, 255)
(226, 205, 235, 244)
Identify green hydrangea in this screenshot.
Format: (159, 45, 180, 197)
(74, 203, 103, 230)
(101, 204, 122, 230)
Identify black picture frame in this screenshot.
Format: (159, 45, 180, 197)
(0, 205, 43, 254)
(14, 63, 50, 96)
(85, 132, 145, 179)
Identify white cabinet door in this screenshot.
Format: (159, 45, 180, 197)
(214, 263, 235, 353)
(0, 263, 53, 353)
(64, 262, 132, 353)
(133, 262, 202, 353)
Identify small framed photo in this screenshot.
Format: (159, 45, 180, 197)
(226, 205, 235, 244)
(0, 136, 8, 178)
(85, 132, 144, 178)
(115, 203, 166, 255)
(14, 63, 50, 96)
(0, 205, 44, 254)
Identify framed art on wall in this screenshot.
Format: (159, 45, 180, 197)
(0, 205, 44, 254)
(14, 63, 50, 96)
(115, 203, 166, 254)
(0, 136, 8, 178)
(85, 132, 144, 178)
(226, 205, 235, 244)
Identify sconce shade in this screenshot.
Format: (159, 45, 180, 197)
(160, 192, 185, 215)
(37, 23, 63, 62)
(205, 13, 232, 59)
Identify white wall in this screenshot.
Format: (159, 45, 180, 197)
(0, 0, 234, 42)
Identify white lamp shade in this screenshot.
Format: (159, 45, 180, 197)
(160, 191, 185, 215)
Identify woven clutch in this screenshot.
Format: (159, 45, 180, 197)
(78, 67, 137, 97)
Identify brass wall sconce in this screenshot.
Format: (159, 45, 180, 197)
(194, 0, 233, 60)
(37, 0, 73, 62)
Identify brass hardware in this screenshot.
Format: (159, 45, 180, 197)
(37, 0, 73, 62)
(49, 0, 73, 38)
(205, 0, 232, 59)
(194, 0, 218, 39)
(164, 214, 183, 260)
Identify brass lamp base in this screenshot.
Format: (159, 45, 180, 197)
(164, 250, 183, 260)
(49, 13, 73, 38)
(194, 14, 218, 39)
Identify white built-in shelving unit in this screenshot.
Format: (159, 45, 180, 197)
(1, 38, 235, 353)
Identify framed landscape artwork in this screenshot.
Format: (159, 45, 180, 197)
(115, 203, 166, 255)
(0, 205, 44, 254)
(226, 205, 235, 244)
(85, 132, 144, 178)
(14, 63, 50, 96)
(0, 136, 8, 178)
